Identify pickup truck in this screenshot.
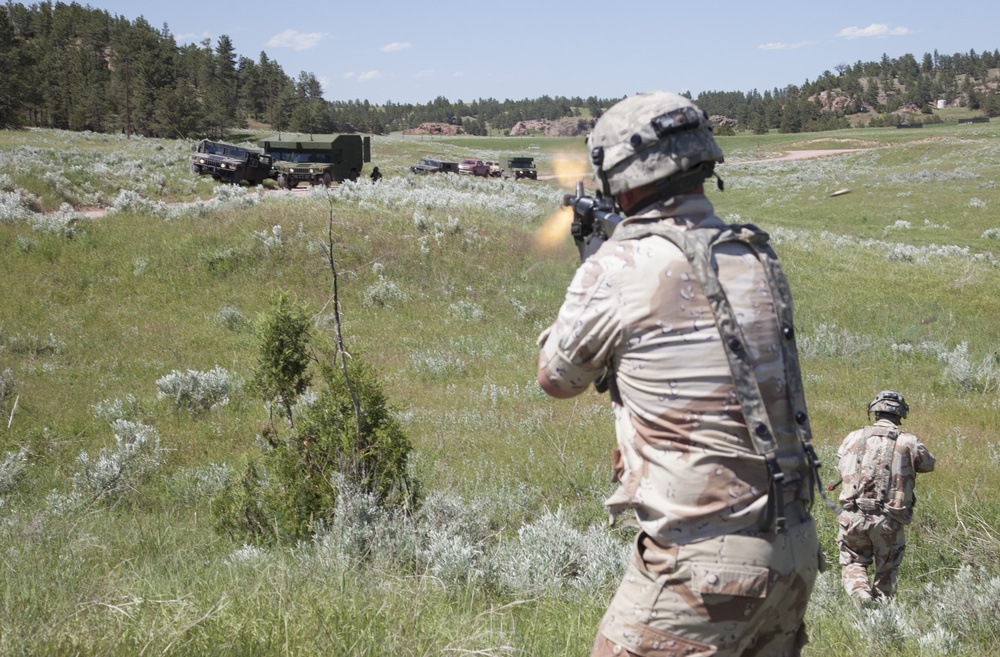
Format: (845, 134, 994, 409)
(458, 158, 490, 177)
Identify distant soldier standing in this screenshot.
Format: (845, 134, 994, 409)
(835, 390, 935, 601)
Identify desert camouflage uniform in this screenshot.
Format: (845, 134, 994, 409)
(836, 417, 935, 600)
(538, 196, 822, 657)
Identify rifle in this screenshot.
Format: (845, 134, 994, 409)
(562, 181, 625, 262)
(558, 182, 626, 394)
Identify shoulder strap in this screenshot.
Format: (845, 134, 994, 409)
(612, 221, 828, 528)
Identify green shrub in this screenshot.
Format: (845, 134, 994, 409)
(217, 356, 418, 544)
(252, 294, 312, 425)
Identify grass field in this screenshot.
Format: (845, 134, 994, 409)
(2, 122, 1000, 655)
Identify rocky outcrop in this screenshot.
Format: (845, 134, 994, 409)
(810, 91, 854, 112)
(509, 117, 596, 137)
(402, 123, 463, 135)
(709, 114, 738, 129)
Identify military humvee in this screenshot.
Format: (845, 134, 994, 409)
(190, 140, 274, 185)
(507, 157, 537, 180)
(258, 134, 372, 189)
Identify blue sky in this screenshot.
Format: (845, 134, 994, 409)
(91, 0, 999, 104)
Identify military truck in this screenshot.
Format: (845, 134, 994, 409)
(410, 158, 460, 174)
(190, 139, 274, 185)
(258, 134, 371, 189)
(507, 156, 537, 180)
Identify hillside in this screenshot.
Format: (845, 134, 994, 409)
(3, 122, 1000, 654)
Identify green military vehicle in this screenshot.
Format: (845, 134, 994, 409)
(507, 156, 537, 180)
(259, 134, 372, 189)
(190, 139, 274, 185)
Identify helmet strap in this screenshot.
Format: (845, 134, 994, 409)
(713, 171, 725, 192)
(597, 167, 612, 197)
(652, 161, 717, 200)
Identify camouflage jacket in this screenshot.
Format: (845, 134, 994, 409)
(836, 418, 935, 524)
(537, 195, 813, 546)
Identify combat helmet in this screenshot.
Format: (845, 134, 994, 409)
(587, 91, 724, 212)
(868, 390, 909, 420)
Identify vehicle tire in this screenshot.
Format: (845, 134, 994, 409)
(231, 169, 242, 185)
(277, 174, 289, 190)
(191, 163, 201, 175)
(322, 172, 332, 187)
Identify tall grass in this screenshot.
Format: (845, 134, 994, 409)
(2, 124, 1000, 654)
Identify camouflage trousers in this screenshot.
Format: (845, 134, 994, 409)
(836, 509, 905, 600)
(591, 514, 820, 657)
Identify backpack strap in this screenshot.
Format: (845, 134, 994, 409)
(612, 220, 827, 529)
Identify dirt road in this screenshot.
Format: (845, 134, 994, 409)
(737, 148, 871, 164)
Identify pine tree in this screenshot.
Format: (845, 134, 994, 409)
(0, 9, 24, 128)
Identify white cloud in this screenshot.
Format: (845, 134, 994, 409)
(380, 42, 412, 53)
(835, 24, 911, 39)
(266, 29, 330, 51)
(452, 71, 465, 78)
(343, 72, 356, 79)
(415, 69, 434, 78)
(757, 41, 813, 51)
(357, 70, 384, 82)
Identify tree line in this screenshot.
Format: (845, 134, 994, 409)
(2, 2, 999, 137)
(695, 49, 1000, 134)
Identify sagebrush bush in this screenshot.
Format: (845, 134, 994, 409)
(362, 275, 407, 308)
(4, 330, 64, 356)
(493, 507, 626, 596)
(168, 462, 232, 503)
(0, 189, 34, 223)
(72, 419, 164, 500)
(155, 366, 238, 413)
(217, 306, 249, 331)
(253, 225, 283, 252)
(0, 448, 28, 499)
(28, 203, 82, 237)
(850, 599, 915, 653)
(91, 394, 144, 423)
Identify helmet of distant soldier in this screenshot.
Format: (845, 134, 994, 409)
(868, 390, 909, 419)
(587, 91, 724, 207)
